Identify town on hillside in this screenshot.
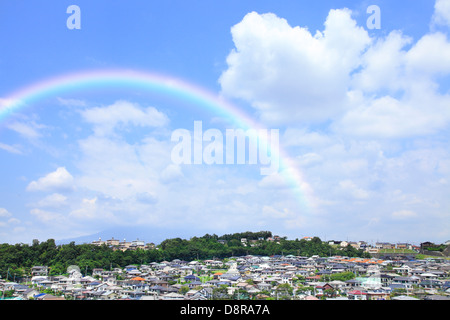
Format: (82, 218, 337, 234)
(89, 235, 441, 254)
(1, 232, 449, 300)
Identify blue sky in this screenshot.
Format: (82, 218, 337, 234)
(1, 0, 450, 245)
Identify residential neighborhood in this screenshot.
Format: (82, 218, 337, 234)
(1, 238, 450, 301)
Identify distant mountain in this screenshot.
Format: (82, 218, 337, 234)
(56, 226, 209, 246)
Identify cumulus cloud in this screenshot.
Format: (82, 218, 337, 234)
(350, 30, 412, 93)
(219, 9, 371, 125)
(80, 100, 169, 136)
(35, 193, 68, 208)
(75, 135, 166, 200)
(30, 208, 64, 223)
(334, 94, 450, 138)
(0, 208, 21, 229)
(0, 208, 12, 218)
(432, 0, 450, 27)
(69, 197, 98, 220)
(220, 7, 450, 139)
(160, 164, 184, 183)
(27, 167, 75, 192)
(338, 31, 450, 139)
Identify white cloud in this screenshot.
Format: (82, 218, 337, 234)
(57, 97, 87, 107)
(26, 167, 75, 192)
(405, 32, 450, 76)
(339, 180, 370, 200)
(35, 193, 68, 208)
(0, 142, 23, 154)
(351, 30, 411, 93)
(334, 94, 450, 138)
(0, 208, 12, 218)
(30, 208, 64, 223)
(392, 210, 418, 219)
(296, 153, 323, 168)
(7, 217, 21, 225)
(76, 135, 165, 200)
(433, 0, 450, 27)
(282, 128, 332, 148)
(80, 100, 169, 136)
(258, 172, 289, 189)
(219, 9, 371, 125)
(221, 7, 450, 140)
(262, 205, 291, 219)
(0, 208, 21, 230)
(69, 197, 98, 220)
(160, 164, 184, 183)
(6, 121, 43, 140)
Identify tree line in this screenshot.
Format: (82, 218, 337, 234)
(0, 232, 370, 280)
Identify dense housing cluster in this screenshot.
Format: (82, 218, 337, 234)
(2, 252, 449, 300)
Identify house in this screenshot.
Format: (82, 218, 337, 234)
(419, 273, 440, 280)
(37, 294, 65, 300)
(348, 242, 359, 249)
(347, 290, 367, 300)
(31, 276, 48, 286)
(396, 243, 411, 250)
(184, 274, 201, 282)
(423, 295, 450, 301)
(392, 295, 420, 300)
(106, 237, 120, 246)
(340, 241, 349, 248)
(328, 240, 341, 246)
(345, 279, 363, 287)
(130, 239, 146, 250)
(358, 241, 368, 249)
(418, 280, 443, 289)
(100, 291, 120, 300)
(366, 289, 391, 300)
(92, 268, 104, 276)
(420, 242, 438, 252)
(199, 287, 214, 299)
(366, 247, 379, 254)
(314, 283, 334, 297)
(187, 292, 208, 300)
(393, 264, 413, 275)
(392, 276, 419, 288)
(375, 242, 395, 250)
(92, 238, 106, 246)
(22, 288, 40, 300)
(203, 260, 222, 267)
(380, 274, 396, 286)
(118, 239, 131, 251)
(31, 266, 48, 276)
(160, 292, 185, 300)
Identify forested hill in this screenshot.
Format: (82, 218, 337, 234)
(0, 231, 369, 279)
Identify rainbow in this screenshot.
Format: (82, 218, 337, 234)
(0, 69, 315, 210)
